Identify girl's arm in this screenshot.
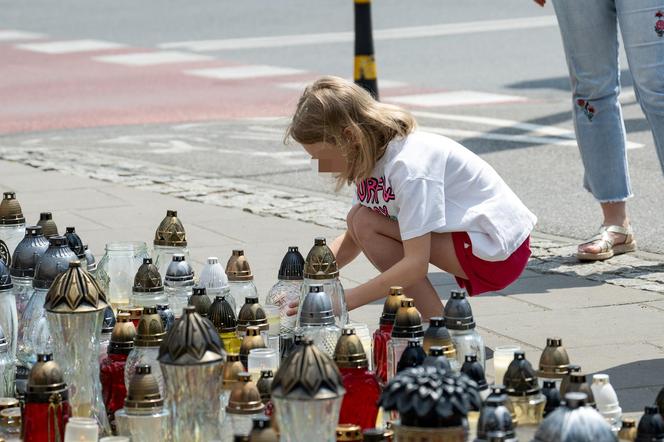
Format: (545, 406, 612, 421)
(345, 233, 431, 310)
(329, 230, 362, 270)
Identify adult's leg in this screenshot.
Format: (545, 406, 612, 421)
(552, 0, 634, 253)
(616, 1, 664, 172)
(350, 206, 466, 319)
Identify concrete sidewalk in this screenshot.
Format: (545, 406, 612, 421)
(1, 159, 662, 417)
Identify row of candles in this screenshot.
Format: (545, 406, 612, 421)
(1, 191, 664, 441)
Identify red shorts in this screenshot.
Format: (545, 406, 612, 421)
(451, 232, 531, 296)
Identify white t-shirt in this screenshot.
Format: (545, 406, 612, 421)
(353, 131, 537, 261)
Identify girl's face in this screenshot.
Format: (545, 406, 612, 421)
(301, 141, 347, 173)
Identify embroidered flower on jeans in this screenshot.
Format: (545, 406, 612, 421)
(656, 11, 664, 37)
(577, 98, 595, 121)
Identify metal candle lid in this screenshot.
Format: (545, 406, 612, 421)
(84, 245, 96, 272)
(222, 353, 245, 389)
(10, 226, 49, 278)
(567, 373, 595, 407)
(158, 306, 225, 365)
(461, 354, 488, 391)
(225, 250, 253, 281)
(422, 346, 452, 372)
(272, 338, 345, 400)
(237, 296, 268, 332)
(226, 372, 265, 414)
(278, 246, 305, 280)
(476, 395, 516, 440)
(334, 327, 369, 369)
(109, 313, 136, 354)
(379, 286, 406, 325)
(503, 351, 540, 397)
(36, 212, 59, 238)
(0, 192, 25, 225)
(134, 307, 166, 347)
(33, 236, 77, 289)
(44, 261, 108, 313)
(153, 209, 187, 247)
(391, 298, 423, 338)
(423, 316, 454, 351)
(101, 305, 116, 334)
(257, 370, 273, 404)
(396, 339, 426, 373)
(133, 258, 163, 292)
(199, 257, 229, 292)
(537, 337, 570, 379)
(209, 295, 238, 333)
(443, 290, 475, 330)
(164, 254, 194, 284)
(336, 424, 362, 441)
(299, 284, 335, 326)
(189, 287, 212, 317)
(303, 237, 339, 279)
(240, 326, 266, 365)
(0, 260, 11, 292)
(25, 353, 69, 402)
(64, 227, 85, 259)
(124, 365, 163, 409)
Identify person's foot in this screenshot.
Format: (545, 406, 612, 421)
(577, 224, 636, 261)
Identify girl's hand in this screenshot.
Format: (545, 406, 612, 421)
(286, 300, 299, 316)
(533, 0, 546, 6)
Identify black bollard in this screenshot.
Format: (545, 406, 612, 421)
(354, 0, 379, 100)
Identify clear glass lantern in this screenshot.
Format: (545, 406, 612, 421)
(130, 258, 166, 308)
(296, 285, 342, 357)
(96, 242, 150, 309)
(387, 298, 423, 381)
(444, 290, 485, 370)
(225, 250, 258, 316)
(10, 225, 49, 353)
(0, 192, 26, 261)
(163, 254, 194, 318)
(0, 260, 17, 362)
(152, 209, 190, 278)
(116, 364, 170, 442)
(301, 238, 348, 328)
(265, 246, 304, 339)
(158, 306, 226, 442)
(18, 235, 77, 371)
(272, 338, 346, 442)
(45, 261, 111, 434)
(0, 325, 14, 397)
(125, 307, 166, 397)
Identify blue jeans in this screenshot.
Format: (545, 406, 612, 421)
(552, 0, 664, 202)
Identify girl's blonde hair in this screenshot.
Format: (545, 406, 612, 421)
(285, 76, 416, 189)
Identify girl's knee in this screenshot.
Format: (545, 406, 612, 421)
(351, 206, 378, 243)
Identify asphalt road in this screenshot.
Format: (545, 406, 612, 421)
(1, 0, 663, 253)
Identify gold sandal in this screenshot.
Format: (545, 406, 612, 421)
(576, 225, 637, 261)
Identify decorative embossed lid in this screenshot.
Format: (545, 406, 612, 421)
(0, 192, 25, 225)
(209, 295, 237, 333)
(109, 313, 136, 355)
(271, 338, 345, 400)
(188, 287, 212, 317)
(226, 372, 265, 414)
(391, 298, 423, 339)
(225, 250, 253, 282)
(10, 226, 49, 278)
(158, 306, 225, 365)
(237, 296, 267, 332)
(133, 258, 163, 293)
(44, 261, 108, 313)
(154, 209, 187, 247)
(380, 286, 406, 325)
(303, 237, 339, 280)
(334, 327, 368, 369)
(164, 254, 194, 284)
(125, 365, 163, 409)
(134, 307, 166, 347)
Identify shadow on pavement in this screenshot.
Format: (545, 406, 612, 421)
(594, 358, 664, 413)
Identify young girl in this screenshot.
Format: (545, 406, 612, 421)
(286, 76, 537, 319)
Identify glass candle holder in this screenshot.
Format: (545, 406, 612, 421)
(209, 295, 242, 354)
(265, 246, 305, 338)
(124, 308, 166, 397)
(199, 257, 229, 298)
(240, 327, 267, 368)
(348, 322, 372, 371)
(163, 254, 195, 318)
(222, 372, 265, 442)
(591, 374, 622, 431)
(493, 345, 521, 386)
(96, 242, 150, 309)
(247, 348, 279, 381)
(0, 192, 26, 259)
(262, 304, 281, 354)
(444, 290, 485, 370)
(0, 261, 17, 363)
(10, 226, 49, 330)
(387, 298, 423, 381)
(130, 258, 166, 308)
(0, 328, 15, 397)
(225, 250, 258, 316)
(373, 287, 405, 384)
(64, 417, 99, 442)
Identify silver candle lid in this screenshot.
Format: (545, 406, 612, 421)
(299, 284, 335, 326)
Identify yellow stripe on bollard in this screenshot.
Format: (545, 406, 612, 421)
(354, 0, 371, 3)
(354, 55, 377, 81)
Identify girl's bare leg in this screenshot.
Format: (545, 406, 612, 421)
(348, 206, 466, 319)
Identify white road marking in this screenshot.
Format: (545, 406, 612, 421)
(387, 90, 528, 107)
(278, 79, 407, 91)
(148, 140, 212, 154)
(16, 39, 126, 54)
(93, 51, 214, 66)
(160, 16, 557, 51)
(0, 30, 46, 42)
(414, 110, 643, 149)
(185, 65, 306, 80)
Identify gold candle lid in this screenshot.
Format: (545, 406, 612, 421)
(44, 261, 108, 313)
(336, 423, 362, 441)
(226, 250, 253, 281)
(0, 398, 18, 412)
(0, 407, 20, 429)
(226, 372, 265, 414)
(303, 237, 339, 279)
(154, 209, 187, 247)
(223, 354, 246, 389)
